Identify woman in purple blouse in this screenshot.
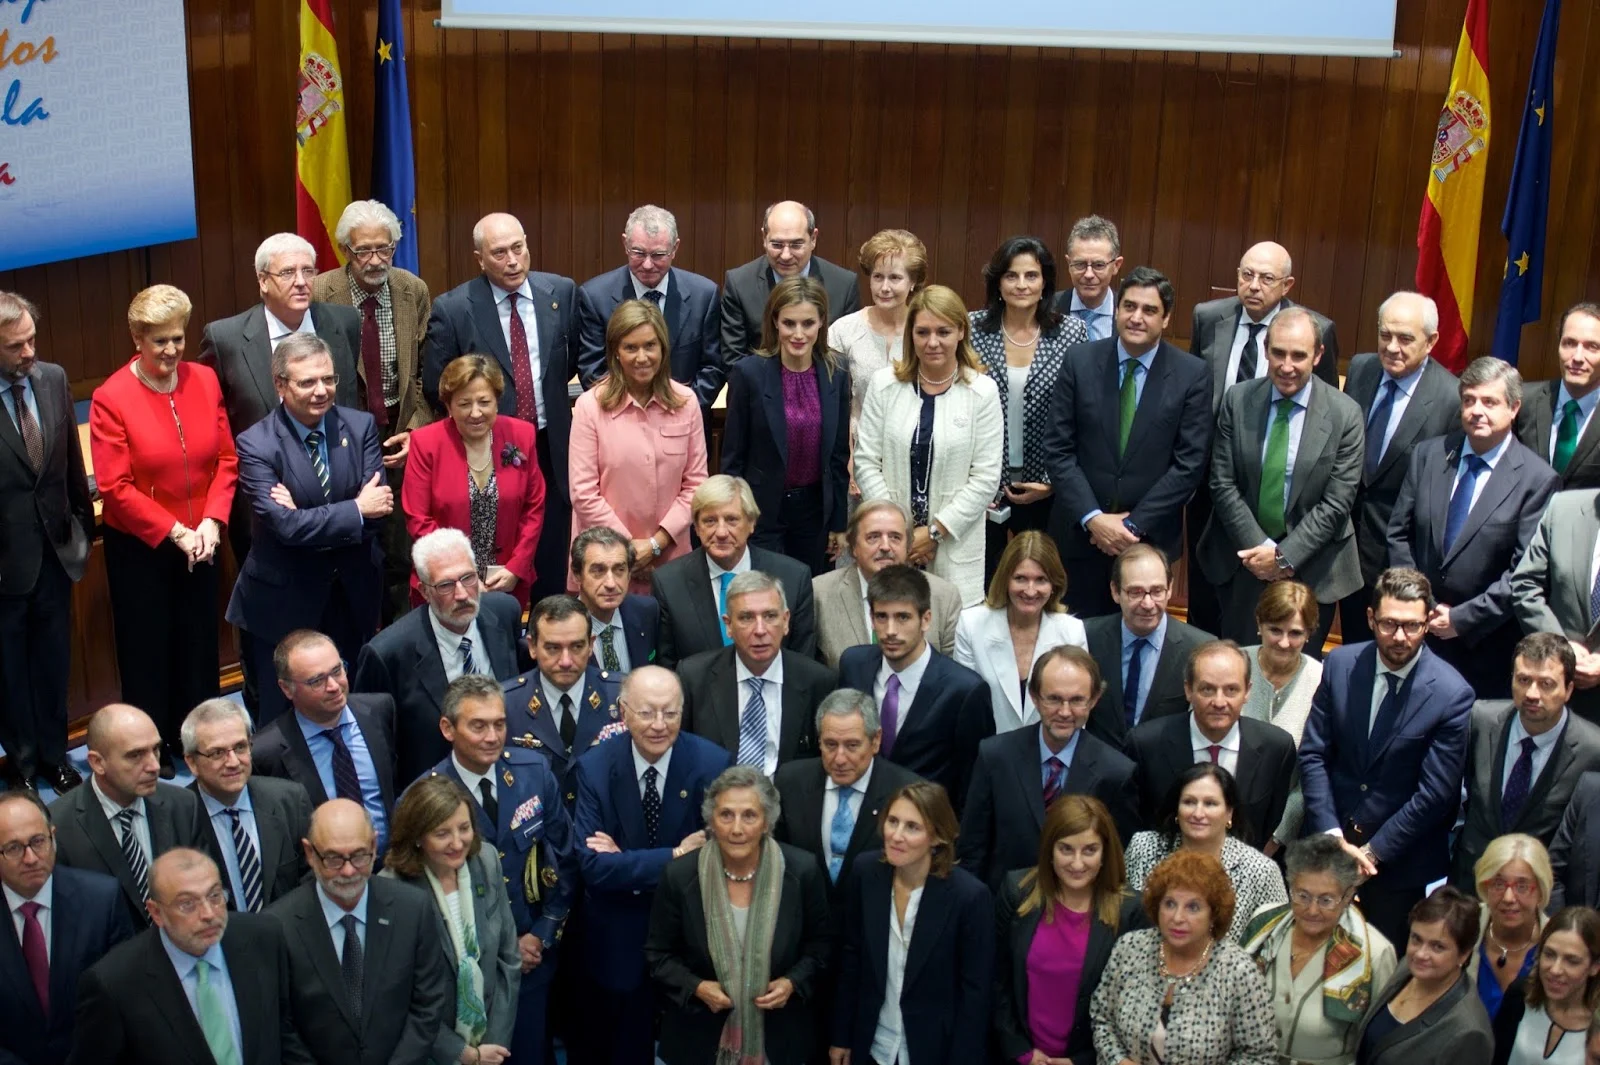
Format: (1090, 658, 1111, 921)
(721, 276, 852, 575)
(993, 794, 1143, 1065)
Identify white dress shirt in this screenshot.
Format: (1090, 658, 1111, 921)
(495, 279, 546, 428)
(429, 610, 489, 684)
(539, 672, 588, 742)
(632, 743, 674, 800)
(317, 883, 368, 957)
(630, 272, 670, 303)
(92, 776, 152, 869)
(452, 752, 497, 808)
(265, 306, 317, 349)
(707, 548, 754, 584)
(198, 786, 261, 912)
(1188, 716, 1241, 775)
(5, 877, 51, 963)
(875, 642, 933, 731)
(1452, 432, 1511, 516)
(591, 612, 634, 673)
(822, 762, 875, 850)
(871, 883, 925, 1065)
(735, 653, 785, 775)
(1223, 302, 1281, 388)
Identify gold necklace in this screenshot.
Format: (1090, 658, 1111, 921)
(132, 361, 177, 395)
(1158, 938, 1214, 984)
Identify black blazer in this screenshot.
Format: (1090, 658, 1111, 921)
(650, 546, 817, 667)
(831, 855, 994, 1065)
(577, 264, 725, 406)
(1515, 378, 1600, 489)
(969, 309, 1088, 488)
(67, 914, 309, 1065)
(1343, 353, 1461, 584)
(644, 842, 833, 1065)
(250, 693, 399, 812)
(197, 301, 362, 439)
(993, 872, 1144, 1065)
(1044, 337, 1212, 559)
(1190, 296, 1341, 412)
(772, 755, 924, 905)
(1353, 963, 1493, 1065)
(957, 725, 1138, 891)
(0, 866, 134, 1065)
(266, 877, 453, 1065)
(0, 361, 93, 594)
(1548, 770, 1600, 911)
(189, 775, 315, 909)
(421, 272, 581, 498)
(1082, 614, 1215, 751)
(719, 255, 862, 363)
(721, 352, 852, 540)
(351, 594, 523, 785)
(837, 646, 995, 810)
(1126, 712, 1297, 849)
(679, 647, 833, 767)
(590, 593, 661, 672)
(48, 781, 214, 928)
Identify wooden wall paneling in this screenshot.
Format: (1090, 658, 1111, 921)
(1143, 52, 1199, 295)
(922, 44, 972, 286)
(814, 40, 857, 270)
(686, 36, 729, 279)
(996, 47, 1040, 241)
(595, 33, 635, 266)
(718, 39, 761, 283)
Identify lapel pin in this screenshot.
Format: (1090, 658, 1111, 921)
(610, 706, 619, 720)
(679, 789, 688, 799)
(502, 769, 515, 787)
(340, 437, 348, 447)
(528, 694, 541, 716)
(377, 917, 391, 926)
(588, 690, 601, 709)
(551, 301, 559, 310)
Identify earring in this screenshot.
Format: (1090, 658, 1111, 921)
(1226, 820, 1233, 830)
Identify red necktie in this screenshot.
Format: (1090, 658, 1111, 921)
(1207, 744, 1222, 764)
(19, 901, 48, 1012)
(507, 291, 537, 425)
(358, 295, 388, 431)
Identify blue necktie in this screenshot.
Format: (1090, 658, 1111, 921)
(1369, 673, 1403, 752)
(304, 430, 330, 499)
(1442, 454, 1489, 555)
(737, 678, 767, 768)
(828, 787, 857, 881)
(717, 571, 734, 645)
(1123, 638, 1147, 731)
(1364, 379, 1399, 477)
(323, 725, 363, 803)
(1043, 756, 1067, 807)
(1501, 736, 1537, 828)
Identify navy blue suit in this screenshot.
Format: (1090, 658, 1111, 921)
(502, 665, 623, 806)
(837, 646, 994, 810)
(650, 546, 817, 667)
(1299, 642, 1474, 945)
(1387, 433, 1559, 697)
(576, 265, 724, 407)
(0, 867, 134, 1065)
(226, 404, 386, 721)
(588, 594, 659, 674)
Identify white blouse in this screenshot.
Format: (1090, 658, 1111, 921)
(871, 884, 924, 1065)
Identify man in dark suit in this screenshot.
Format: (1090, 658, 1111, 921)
(1299, 567, 1476, 947)
(959, 646, 1138, 891)
(1126, 641, 1298, 851)
(1510, 490, 1600, 723)
(680, 570, 834, 772)
(1388, 358, 1560, 696)
(1452, 633, 1600, 890)
(181, 699, 313, 911)
(1550, 769, 1600, 912)
(353, 527, 523, 784)
(225, 333, 392, 722)
(251, 630, 399, 851)
(1052, 215, 1123, 340)
(0, 789, 135, 1065)
(1083, 544, 1215, 751)
(0, 293, 92, 795)
(720, 200, 861, 360)
(267, 799, 452, 1065)
(651, 474, 817, 666)
(1514, 302, 1600, 489)
(49, 705, 212, 929)
(1341, 291, 1460, 645)
(1044, 266, 1212, 618)
(1198, 308, 1364, 650)
(837, 565, 993, 809)
(68, 849, 309, 1065)
(571, 666, 732, 1065)
(572, 526, 659, 674)
(422, 211, 581, 605)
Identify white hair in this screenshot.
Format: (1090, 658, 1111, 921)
(180, 698, 254, 756)
(255, 233, 317, 275)
(624, 204, 679, 243)
(411, 527, 477, 583)
(335, 200, 403, 248)
(1378, 291, 1441, 337)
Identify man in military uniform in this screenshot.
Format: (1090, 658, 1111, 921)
(428, 673, 576, 1065)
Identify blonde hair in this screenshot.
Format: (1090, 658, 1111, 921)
(597, 299, 685, 413)
(1473, 833, 1554, 909)
(984, 530, 1068, 613)
(127, 285, 193, 340)
(691, 474, 760, 524)
(895, 285, 981, 384)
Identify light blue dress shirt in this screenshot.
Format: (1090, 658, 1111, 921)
(316, 882, 369, 958)
(1453, 432, 1511, 516)
(295, 707, 388, 849)
(1502, 711, 1566, 793)
(1121, 615, 1168, 725)
(0, 372, 39, 433)
(1081, 342, 1160, 528)
(285, 409, 332, 472)
(1039, 727, 1081, 787)
(1068, 290, 1116, 342)
(199, 788, 260, 912)
(1370, 362, 1426, 461)
(1260, 379, 1313, 514)
(159, 930, 243, 1058)
(1550, 384, 1600, 463)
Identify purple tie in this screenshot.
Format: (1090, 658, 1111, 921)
(19, 901, 47, 1012)
(881, 674, 902, 755)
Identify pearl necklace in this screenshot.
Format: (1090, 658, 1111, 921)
(1002, 324, 1039, 348)
(917, 367, 957, 390)
(723, 866, 757, 883)
(132, 361, 177, 395)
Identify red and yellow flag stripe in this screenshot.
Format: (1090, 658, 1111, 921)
(294, 0, 352, 269)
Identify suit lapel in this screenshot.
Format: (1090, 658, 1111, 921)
(360, 887, 395, 1024)
(661, 745, 695, 835)
(902, 873, 955, 988)
(610, 749, 650, 847)
(531, 275, 566, 397)
(1445, 443, 1521, 565)
(836, 569, 870, 648)
(759, 359, 789, 466)
(0, 897, 41, 1013)
(1016, 732, 1049, 832)
(777, 662, 808, 760)
(29, 369, 58, 467)
(468, 278, 514, 377)
(1489, 710, 1513, 831)
(1206, 305, 1242, 408)
(250, 781, 291, 884)
(282, 719, 329, 805)
(222, 927, 268, 1058)
(241, 306, 278, 421)
(1286, 386, 1332, 514)
(1524, 718, 1576, 829)
(523, 683, 568, 755)
(1373, 364, 1439, 483)
(788, 768, 827, 855)
(351, 703, 396, 805)
(77, 797, 145, 916)
(413, 617, 449, 719)
(273, 407, 325, 506)
(1350, 648, 1381, 769)
(900, 654, 949, 745)
(685, 552, 723, 650)
(710, 655, 743, 751)
(479, 608, 518, 679)
(985, 615, 1026, 723)
(295, 897, 358, 1032)
(1124, 344, 1173, 459)
(141, 934, 214, 1065)
(321, 408, 359, 500)
(662, 270, 687, 353)
(849, 765, 894, 858)
(1237, 383, 1270, 507)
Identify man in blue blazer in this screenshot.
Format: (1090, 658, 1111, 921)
(0, 789, 135, 1065)
(1044, 266, 1212, 618)
(1298, 567, 1476, 948)
(570, 665, 732, 1065)
(421, 211, 581, 605)
(838, 565, 994, 810)
(1387, 358, 1560, 698)
(572, 526, 660, 674)
(226, 333, 391, 723)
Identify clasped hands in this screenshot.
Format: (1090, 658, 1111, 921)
(695, 976, 795, 1013)
(170, 517, 222, 570)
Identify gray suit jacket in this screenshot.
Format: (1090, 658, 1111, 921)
(0, 360, 92, 592)
(1189, 295, 1340, 412)
(1199, 376, 1364, 602)
(312, 266, 434, 433)
(719, 255, 862, 362)
(813, 563, 962, 668)
(1353, 964, 1492, 1065)
(1515, 378, 1600, 489)
(191, 775, 315, 909)
(198, 302, 362, 439)
(1451, 701, 1600, 889)
(1511, 489, 1600, 645)
(1343, 353, 1461, 584)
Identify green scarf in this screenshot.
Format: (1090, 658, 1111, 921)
(699, 837, 785, 1065)
(1241, 900, 1378, 1023)
(425, 860, 488, 1047)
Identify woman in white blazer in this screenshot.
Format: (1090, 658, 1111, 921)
(954, 530, 1088, 733)
(854, 284, 1003, 605)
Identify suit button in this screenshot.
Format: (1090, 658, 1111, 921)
(1359, 784, 1368, 792)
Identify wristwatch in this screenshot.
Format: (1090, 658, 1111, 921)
(928, 523, 946, 544)
(1122, 517, 1143, 540)
(649, 536, 664, 558)
(1274, 547, 1292, 571)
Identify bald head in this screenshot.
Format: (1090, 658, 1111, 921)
(473, 212, 530, 293)
(621, 665, 684, 761)
(305, 799, 375, 908)
(149, 848, 220, 901)
(309, 798, 374, 848)
(1237, 241, 1295, 318)
(85, 704, 162, 805)
(148, 848, 228, 955)
(761, 200, 817, 279)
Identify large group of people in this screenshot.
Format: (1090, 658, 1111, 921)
(8, 196, 1600, 1065)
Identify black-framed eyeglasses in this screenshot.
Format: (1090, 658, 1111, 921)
(1373, 618, 1426, 637)
(426, 572, 480, 595)
(309, 845, 374, 873)
(0, 834, 52, 862)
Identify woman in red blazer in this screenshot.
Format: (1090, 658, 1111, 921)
(90, 284, 238, 774)
(403, 354, 546, 609)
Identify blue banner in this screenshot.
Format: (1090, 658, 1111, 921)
(372, 0, 418, 274)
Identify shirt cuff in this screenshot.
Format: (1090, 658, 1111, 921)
(1081, 509, 1104, 529)
(1324, 827, 1344, 839)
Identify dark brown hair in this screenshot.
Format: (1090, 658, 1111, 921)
(879, 781, 960, 878)
(1018, 794, 1128, 928)
(382, 775, 482, 879)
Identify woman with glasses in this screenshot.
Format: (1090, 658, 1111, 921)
(404, 354, 546, 609)
(1491, 906, 1600, 1065)
(91, 284, 237, 781)
(1470, 835, 1555, 1021)
(1240, 580, 1324, 854)
(381, 775, 522, 1065)
(1242, 835, 1397, 1064)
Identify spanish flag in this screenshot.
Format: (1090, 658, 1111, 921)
(294, 0, 353, 269)
(1415, 0, 1491, 373)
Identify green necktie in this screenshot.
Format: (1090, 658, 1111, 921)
(194, 959, 241, 1065)
(1555, 399, 1582, 474)
(1258, 398, 1293, 541)
(1118, 359, 1140, 456)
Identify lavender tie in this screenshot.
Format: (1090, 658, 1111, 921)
(881, 674, 902, 756)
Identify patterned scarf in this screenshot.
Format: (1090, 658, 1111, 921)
(425, 860, 488, 1046)
(1241, 900, 1379, 1023)
(699, 836, 785, 1065)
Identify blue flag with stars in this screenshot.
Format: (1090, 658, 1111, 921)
(1491, 0, 1561, 364)
(372, 0, 418, 273)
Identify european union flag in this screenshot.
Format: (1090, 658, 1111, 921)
(1491, 0, 1561, 364)
(372, 0, 418, 274)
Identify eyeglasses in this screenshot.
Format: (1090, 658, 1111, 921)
(1291, 889, 1349, 912)
(426, 572, 480, 595)
(1483, 876, 1539, 900)
(626, 247, 674, 263)
(348, 243, 396, 261)
(628, 709, 683, 725)
(1237, 268, 1285, 286)
(310, 845, 374, 873)
(295, 662, 347, 689)
(1067, 259, 1115, 274)
(162, 887, 229, 917)
(1119, 586, 1169, 603)
(766, 239, 810, 253)
(0, 834, 52, 862)
(1373, 618, 1427, 637)
(194, 741, 251, 764)
(276, 373, 340, 391)
(263, 267, 317, 282)
(484, 241, 527, 263)
(1037, 693, 1092, 711)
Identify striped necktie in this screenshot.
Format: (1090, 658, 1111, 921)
(304, 430, 330, 499)
(223, 808, 263, 912)
(738, 678, 768, 767)
(115, 807, 151, 906)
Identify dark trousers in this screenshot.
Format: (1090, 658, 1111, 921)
(104, 527, 221, 758)
(1064, 550, 1117, 619)
(571, 979, 656, 1065)
(1220, 573, 1337, 659)
(532, 429, 570, 605)
(510, 947, 557, 1065)
(753, 484, 828, 576)
(983, 493, 1053, 590)
(0, 551, 71, 775)
(1429, 627, 1513, 698)
(244, 575, 363, 725)
(379, 461, 413, 627)
(1184, 483, 1224, 635)
(1357, 874, 1428, 952)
